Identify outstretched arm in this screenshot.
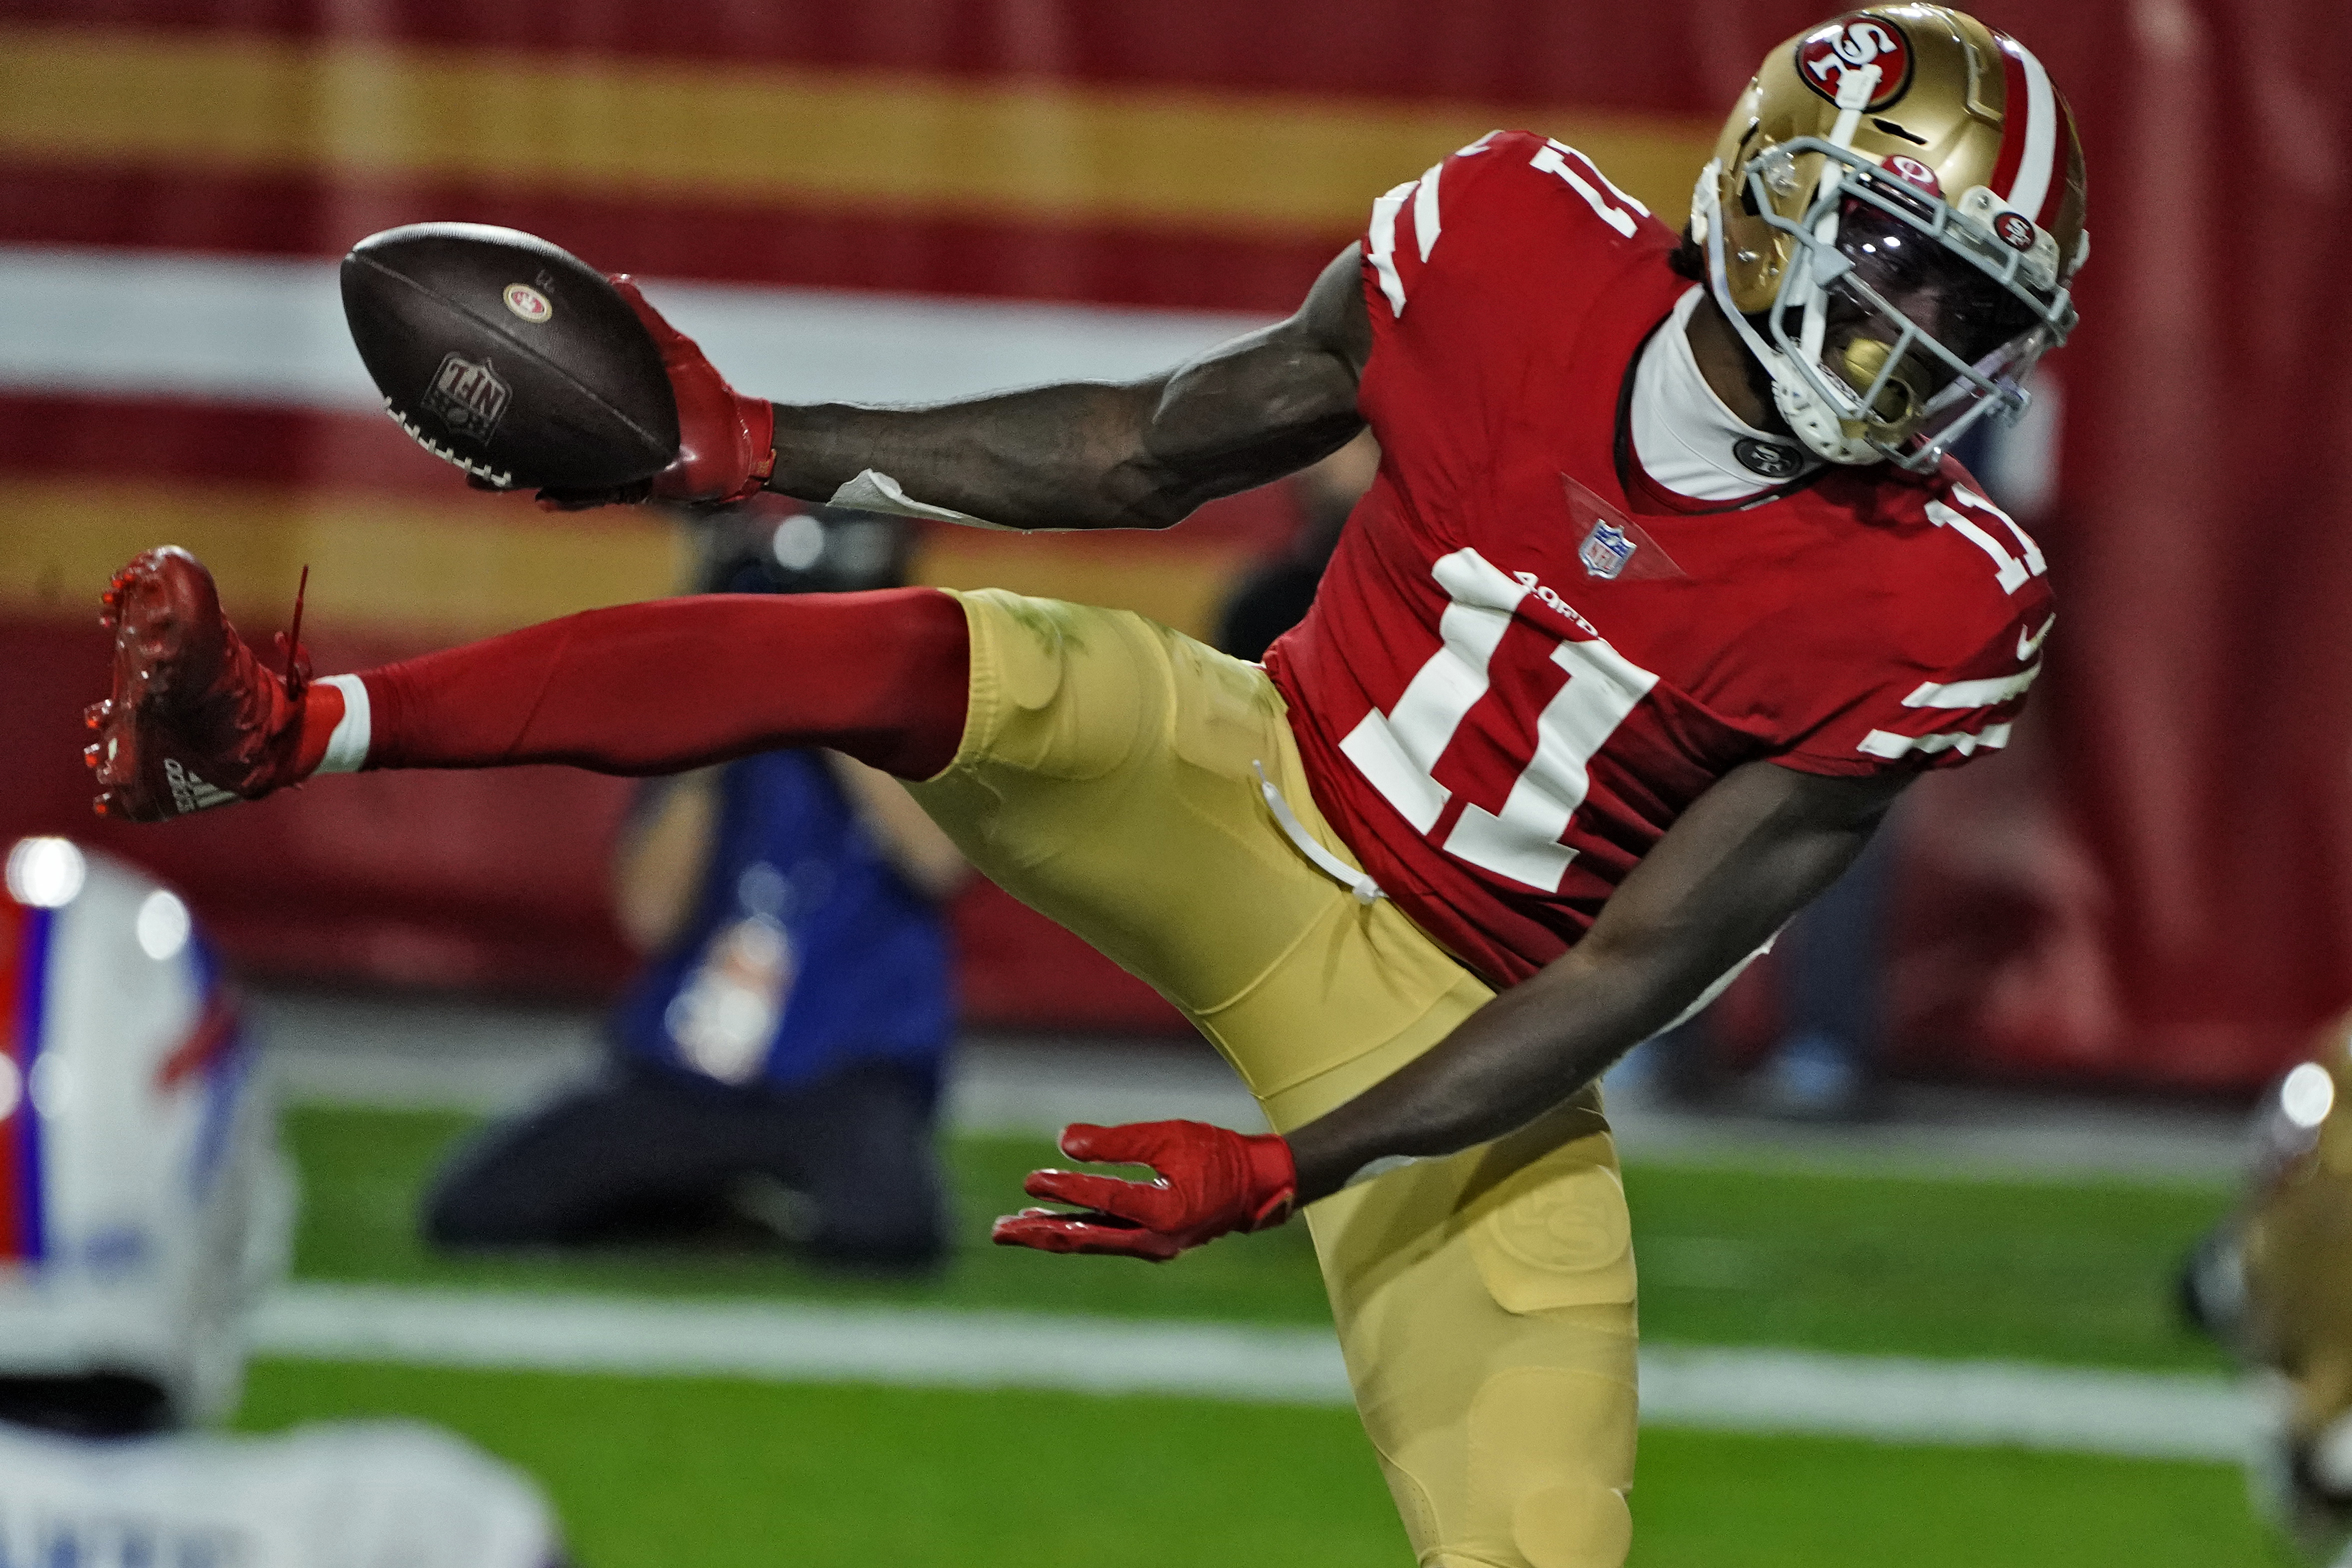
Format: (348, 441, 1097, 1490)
(1281, 760, 1910, 1202)
(762, 246, 1372, 531)
(996, 760, 1910, 1258)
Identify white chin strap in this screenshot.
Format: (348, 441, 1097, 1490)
(1770, 364, 1881, 466)
(1694, 172, 1877, 468)
(1694, 64, 1888, 469)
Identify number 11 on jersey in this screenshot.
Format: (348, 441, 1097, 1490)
(1339, 549, 1660, 893)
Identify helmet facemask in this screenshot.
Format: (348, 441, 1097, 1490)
(1696, 95, 2077, 472)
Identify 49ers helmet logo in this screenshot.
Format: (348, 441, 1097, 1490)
(1797, 16, 1913, 110)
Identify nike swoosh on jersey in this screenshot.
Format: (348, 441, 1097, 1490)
(2017, 614, 2056, 662)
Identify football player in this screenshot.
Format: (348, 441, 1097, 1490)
(2182, 1035, 2352, 1566)
(81, 8, 2083, 1564)
(0, 837, 562, 1566)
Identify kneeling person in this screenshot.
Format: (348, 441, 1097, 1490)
(424, 509, 966, 1268)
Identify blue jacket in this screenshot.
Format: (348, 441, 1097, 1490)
(610, 750, 952, 1092)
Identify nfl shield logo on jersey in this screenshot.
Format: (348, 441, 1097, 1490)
(1562, 474, 1684, 582)
(1579, 520, 1636, 580)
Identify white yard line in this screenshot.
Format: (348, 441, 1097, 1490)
(250, 996, 2242, 1184)
(264, 1028, 2235, 1184)
(261, 1030, 1271, 1135)
(1636, 1344, 2250, 1461)
(255, 1284, 1348, 1404)
(0, 244, 1269, 412)
(254, 988, 2238, 1185)
(253, 1283, 2255, 1462)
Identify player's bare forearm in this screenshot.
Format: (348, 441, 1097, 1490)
(1283, 760, 1912, 1204)
(763, 246, 1372, 532)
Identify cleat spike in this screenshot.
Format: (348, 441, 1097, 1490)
(282, 564, 311, 701)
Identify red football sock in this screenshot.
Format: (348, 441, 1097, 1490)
(354, 588, 971, 780)
(292, 680, 347, 779)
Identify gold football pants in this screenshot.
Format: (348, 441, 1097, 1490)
(908, 591, 1639, 1568)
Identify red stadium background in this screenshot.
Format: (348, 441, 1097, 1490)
(3, 0, 2346, 1089)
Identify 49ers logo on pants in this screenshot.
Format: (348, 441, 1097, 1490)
(1797, 16, 1912, 110)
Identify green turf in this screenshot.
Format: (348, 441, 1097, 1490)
(1626, 1428, 2274, 1568)
(288, 1106, 1333, 1324)
(237, 1361, 1407, 1568)
(1623, 1164, 2233, 1370)
(236, 1361, 2275, 1568)
(287, 1105, 2233, 1368)
(266, 1108, 2262, 1566)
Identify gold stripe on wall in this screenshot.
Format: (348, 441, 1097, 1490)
(3, 483, 689, 637)
(0, 26, 1714, 232)
(2, 483, 1248, 642)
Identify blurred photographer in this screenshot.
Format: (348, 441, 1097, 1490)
(1213, 431, 1379, 664)
(424, 506, 966, 1268)
(0, 838, 560, 1566)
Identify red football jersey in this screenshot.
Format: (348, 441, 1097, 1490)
(1263, 130, 2055, 989)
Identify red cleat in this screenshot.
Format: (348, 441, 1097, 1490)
(84, 548, 311, 822)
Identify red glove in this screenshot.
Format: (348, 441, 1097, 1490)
(991, 1120, 1298, 1262)
(533, 274, 776, 510)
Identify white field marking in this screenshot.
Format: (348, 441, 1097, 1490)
(1636, 1343, 2250, 1462)
(0, 244, 1273, 412)
(260, 1020, 2241, 1186)
(252, 1284, 1349, 1405)
(262, 1034, 1273, 1133)
(250, 1283, 2257, 1462)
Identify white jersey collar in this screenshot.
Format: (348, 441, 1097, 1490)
(1630, 287, 1816, 504)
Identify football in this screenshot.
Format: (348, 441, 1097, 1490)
(340, 222, 680, 492)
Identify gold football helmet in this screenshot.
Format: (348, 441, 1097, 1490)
(1690, 6, 2088, 470)
(2189, 1032, 2352, 1564)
